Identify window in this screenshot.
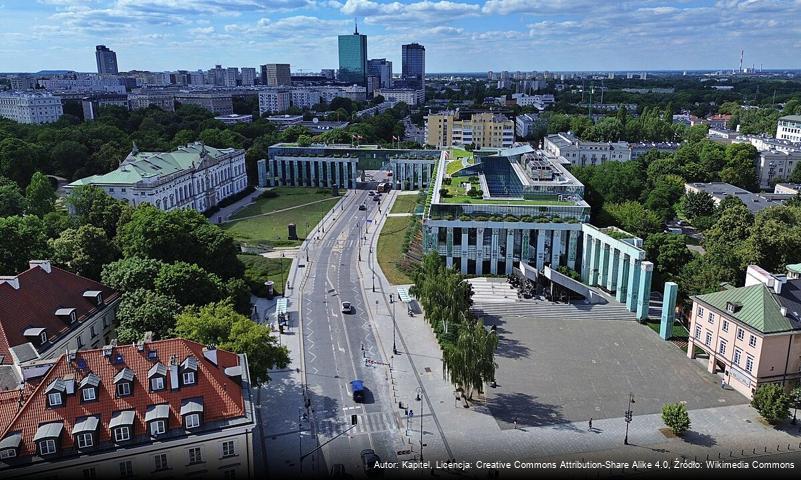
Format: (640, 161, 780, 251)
(694, 325, 701, 340)
(737, 328, 744, 340)
(150, 420, 166, 436)
(114, 426, 131, 442)
(83, 467, 96, 480)
(39, 439, 57, 455)
(76, 433, 93, 449)
(40, 331, 48, 344)
(718, 339, 727, 355)
(734, 348, 742, 365)
(183, 372, 196, 385)
(697, 306, 704, 318)
(705, 331, 712, 347)
(188, 447, 203, 464)
(223, 469, 237, 480)
(222, 440, 236, 458)
(154, 453, 168, 471)
(707, 312, 715, 324)
(746, 355, 754, 373)
(749, 334, 757, 348)
(90, 326, 96, 338)
(117, 382, 131, 397)
(185, 413, 200, 429)
(0, 449, 16, 459)
(47, 392, 62, 407)
(150, 377, 164, 391)
(119, 461, 133, 478)
(76, 335, 83, 348)
(722, 320, 729, 333)
(82, 388, 96, 402)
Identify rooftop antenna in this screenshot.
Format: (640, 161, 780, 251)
(739, 49, 743, 73)
(354, 18, 358, 35)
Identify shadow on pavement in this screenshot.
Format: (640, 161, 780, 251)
(481, 314, 531, 359)
(682, 431, 718, 447)
(484, 392, 580, 431)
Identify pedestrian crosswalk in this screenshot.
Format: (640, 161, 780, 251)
(315, 412, 398, 437)
(472, 299, 635, 322)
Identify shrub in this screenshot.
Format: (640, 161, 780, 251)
(439, 188, 450, 197)
(443, 177, 453, 185)
(259, 189, 279, 199)
(752, 384, 791, 424)
(661, 402, 690, 435)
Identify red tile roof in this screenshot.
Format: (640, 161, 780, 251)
(0, 262, 119, 361)
(0, 338, 245, 457)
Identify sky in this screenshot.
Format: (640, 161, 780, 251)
(0, 0, 800, 73)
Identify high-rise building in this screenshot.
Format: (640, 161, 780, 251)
(95, 45, 118, 74)
(338, 23, 368, 85)
(367, 58, 393, 89)
(224, 67, 239, 87)
(401, 43, 425, 91)
(240, 67, 257, 86)
(260, 64, 291, 86)
(424, 111, 514, 149)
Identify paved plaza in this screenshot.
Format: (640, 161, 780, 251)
(477, 300, 747, 429)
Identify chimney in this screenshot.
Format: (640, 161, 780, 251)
(0, 276, 20, 290)
(781, 306, 788, 317)
(169, 364, 179, 390)
(202, 345, 218, 366)
(28, 260, 52, 273)
(143, 331, 154, 344)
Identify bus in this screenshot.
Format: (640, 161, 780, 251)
(376, 182, 390, 193)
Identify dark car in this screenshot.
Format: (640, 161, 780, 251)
(351, 379, 365, 402)
(372, 195, 380, 201)
(360, 449, 382, 476)
(368, 191, 375, 196)
(359, 204, 367, 211)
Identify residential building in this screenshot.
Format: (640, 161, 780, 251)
(224, 67, 239, 87)
(321, 69, 336, 80)
(515, 113, 540, 139)
(727, 134, 801, 188)
(265, 114, 303, 127)
(777, 115, 801, 143)
(81, 94, 129, 121)
(510, 93, 554, 110)
(340, 85, 367, 102)
(214, 114, 253, 125)
(629, 142, 681, 159)
(367, 59, 393, 89)
(355, 101, 397, 119)
(188, 71, 206, 86)
(260, 64, 291, 87)
(9, 76, 36, 91)
(240, 67, 257, 87)
(0, 260, 120, 389)
(338, 26, 367, 85)
(67, 142, 248, 213)
(684, 182, 792, 214)
(127, 92, 175, 112)
(401, 43, 425, 91)
(258, 89, 291, 115)
(543, 132, 631, 166)
(688, 265, 801, 399)
(774, 183, 801, 195)
(0, 338, 255, 479)
(425, 111, 515, 149)
(95, 45, 118, 75)
(0, 92, 63, 124)
(174, 92, 234, 115)
(289, 88, 321, 110)
(207, 65, 226, 86)
(39, 75, 126, 94)
(374, 88, 422, 106)
(707, 113, 732, 130)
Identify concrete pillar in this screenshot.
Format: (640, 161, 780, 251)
(269, 159, 277, 186)
(476, 227, 485, 275)
(446, 227, 454, 269)
(490, 228, 499, 275)
(426, 163, 432, 188)
(616, 254, 629, 303)
(607, 249, 619, 292)
(535, 229, 546, 271)
(426, 226, 439, 252)
(505, 228, 514, 275)
(551, 230, 562, 268)
(660, 282, 678, 340)
(461, 230, 469, 274)
(567, 230, 578, 270)
(626, 257, 641, 312)
(353, 161, 359, 188)
(292, 160, 298, 186)
(400, 163, 407, 190)
(587, 237, 600, 285)
(598, 244, 610, 288)
(581, 232, 591, 282)
(332, 161, 339, 188)
(522, 230, 531, 264)
(418, 163, 424, 190)
(636, 261, 654, 322)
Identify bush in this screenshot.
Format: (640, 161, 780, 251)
(661, 402, 690, 435)
(442, 177, 453, 185)
(439, 188, 450, 197)
(752, 384, 791, 424)
(259, 189, 279, 199)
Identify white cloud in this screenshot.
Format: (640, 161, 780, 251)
(341, 0, 479, 24)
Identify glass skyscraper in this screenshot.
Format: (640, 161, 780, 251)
(338, 25, 367, 86)
(401, 43, 425, 90)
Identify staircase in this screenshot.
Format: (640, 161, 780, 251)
(400, 227, 424, 272)
(472, 299, 636, 322)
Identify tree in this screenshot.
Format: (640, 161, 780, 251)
(174, 301, 290, 384)
(0, 138, 45, 187)
(661, 402, 690, 436)
(65, 185, 130, 238)
(296, 134, 312, 147)
(101, 256, 167, 293)
(791, 386, 801, 424)
(154, 261, 226, 307)
(0, 176, 26, 217)
(116, 289, 181, 343)
(0, 215, 51, 274)
(644, 175, 684, 223)
(751, 384, 791, 424)
(601, 201, 662, 239)
(721, 143, 759, 191)
(50, 140, 89, 179)
(789, 162, 801, 184)
(679, 191, 715, 220)
(25, 171, 56, 216)
(442, 320, 498, 400)
(644, 233, 692, 288)
(49, 225, 119, 280)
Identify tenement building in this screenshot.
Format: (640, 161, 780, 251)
(0, 339, 256, 479)
(425, 111, 514, 149)
(67, 142, 248, 213)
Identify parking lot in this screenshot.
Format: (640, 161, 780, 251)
(477, 301, 747, 430)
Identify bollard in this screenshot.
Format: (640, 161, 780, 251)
(789, 444, 792, 450)
(765, 446, 767, 453)
(729, 451, 732, 457)
(753, 448, 756, 454)
(718, 452, 721, 459)
(777, 444, 780, 451)
(740, 450, 743, 456)
(706, 454, 709, 461)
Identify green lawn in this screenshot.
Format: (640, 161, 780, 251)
(239, 254, 293, 296)
(377, 216, 414, 285)
(645, 320, 689, 339)
(223, 188, 340, 247)
(390, 194, 420, 214)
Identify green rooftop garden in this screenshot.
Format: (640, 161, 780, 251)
(445, 148, 475, 175)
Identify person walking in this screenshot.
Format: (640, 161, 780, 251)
(588, 418, 593, 431)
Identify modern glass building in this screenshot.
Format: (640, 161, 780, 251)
(401, 43, 425, 90)
(338, 26, 367, 86)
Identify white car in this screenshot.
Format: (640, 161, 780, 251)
(341, 301, 353, 314)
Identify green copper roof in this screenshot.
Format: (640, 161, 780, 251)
(69, 142, 235, 187)
(780, 115, 801, 123)
(696, 283, 794, 334)
(787, 264, 801, 274)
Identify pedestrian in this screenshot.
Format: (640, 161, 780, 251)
(721, 378, 725, 389)
(588, 418, 593, 430)
(513, 417, 518, 430)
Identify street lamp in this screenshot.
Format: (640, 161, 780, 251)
(623, 392, 635, 445)
(415, 387, 424, 462)
(281, 252, 286, 297)
(391, 294, 397, 355)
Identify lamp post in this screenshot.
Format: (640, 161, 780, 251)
(415, 387, 424, 462)
(623, 392, 635, 445)
(281, 252, 286, 297)
(391, 293, 397, 355)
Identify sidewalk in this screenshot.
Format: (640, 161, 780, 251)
(211, 187, 265, 224)
(358, 191, 801, 469)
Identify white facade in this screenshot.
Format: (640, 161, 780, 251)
(240, 67, 257, 86)
(39, 75, 125, 94)
(0, 92, 63, 124)
(290, 88, 322, 109)
(374, 88, 422, 106)
(515, 113, 538, 138)
(258, 89, 292, 114)
(777, 116, 801, 143)
(544, 133, 632, 166)
(128, 92, 175, 112)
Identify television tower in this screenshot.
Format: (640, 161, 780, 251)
(739, 49, 744, 73)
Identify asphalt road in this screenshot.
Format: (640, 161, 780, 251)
(300, 190, 398, 477)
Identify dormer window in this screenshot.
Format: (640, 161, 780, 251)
(82, 290, 103, 306)
(0, 432, 22, 460)
(148, 363, 167, 391)
(55, 308, 77, 324)
(181, 356, 198, 386)
(145, 404, 170, 437)
(79, 373, 100, 403)
(23, 327, 48, 348)
(726, 302, 742, 314)
(33, 423, 63, 457)
(44, 379, 66, 408)
(71, 416, 99, 451)
(113, 368, 135, 397)
(110, 410, 135, 444)
(180, 398, 203, 430)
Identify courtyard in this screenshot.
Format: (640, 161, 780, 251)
(475, 298, 748, 430)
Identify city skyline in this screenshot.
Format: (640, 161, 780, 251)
(1, 1, 801, 73)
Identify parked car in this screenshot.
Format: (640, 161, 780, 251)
(351, 380, 366, 402)
(368, 191, 375, 196)
(341, 301, 353, 314)
(359, 204, 367, 211)
(360, 448, 382, 476)
(372, 195, 380, 201)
